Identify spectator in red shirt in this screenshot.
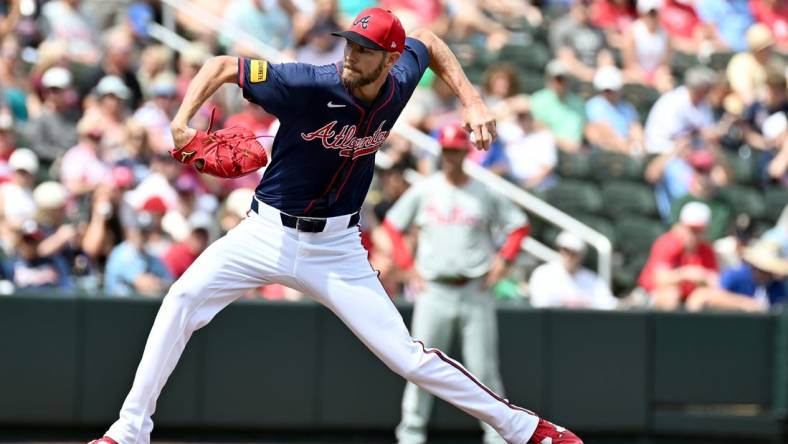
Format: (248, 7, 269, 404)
(591, 0, 638, 45)
(638, 201, 719, 309)
(750, 0, 788, 51)
(660, 0, 705, 53)
(162, 218, 210, 279)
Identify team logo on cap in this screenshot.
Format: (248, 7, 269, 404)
(353, 15, 371, 29)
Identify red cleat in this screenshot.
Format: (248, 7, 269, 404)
(528, 417, 583, 444)
(88, 436, 118, 444)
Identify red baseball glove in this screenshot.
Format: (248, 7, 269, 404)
(170, 110, 268, 179)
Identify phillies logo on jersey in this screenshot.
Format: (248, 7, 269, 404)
(301, 120, 389, 159)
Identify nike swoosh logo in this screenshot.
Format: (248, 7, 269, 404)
(327, 101, 346, 108)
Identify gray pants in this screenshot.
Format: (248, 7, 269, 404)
(397, 278, 506, 444)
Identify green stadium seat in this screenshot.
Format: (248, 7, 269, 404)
(708, 51, 735, 71)
(614, 216, 665, 258)
(557, 151, 592, 180)
(589, 150, 647, 182)
(575, 213, 617, 246)
(518, 70, 546, 94)
(670, 51, 697, 81)
(544, 179, 603, 214)
(620, 83, 660, 122)
(764, 187, 788, 223)
(539, 213, 616, 248)
(719, 185, 767, 220)
(614, 252, 649, 293)
(600, 180, 658, 218)
(725, 151, 757, 185)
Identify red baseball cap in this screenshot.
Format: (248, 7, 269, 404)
(688, 149, 716, 171)
(438, 124, 471, 150)
(332, 7, 406, 53)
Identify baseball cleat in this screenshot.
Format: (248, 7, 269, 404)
(527, 417, 583, 444)
(88, 436, 118, 444)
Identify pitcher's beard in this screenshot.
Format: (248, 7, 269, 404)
(341, 59, 386, 89)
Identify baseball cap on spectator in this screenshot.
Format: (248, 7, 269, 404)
(96, 75, 130, 100)
(684, 66, 717, 89)
(438, 124, 471, 150)
(637, 0, 662, 13)
(687, 149, 716, 171)
(41, 66, 72, 89)
(109, 165, 135, 188)
(743, 241, 788, 275)
(545, 59, 569, 78)
(140, 195, 168, 214)
(332, 7, 406, 53)
(556, 231, 587, 254)
(175, 174, 199, 193)
(679, 201, 711, 227)
(9, 148, 39, 175)
(33, 181, 68, 210)
(746, 24, 775, 52)
(593, 65, 623, 91)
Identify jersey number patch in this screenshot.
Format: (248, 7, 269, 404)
(250, 60, 268, 83)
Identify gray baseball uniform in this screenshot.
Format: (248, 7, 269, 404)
(386, 172, 527, 444)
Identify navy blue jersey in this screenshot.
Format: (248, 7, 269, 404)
(238, 37, 430, 217)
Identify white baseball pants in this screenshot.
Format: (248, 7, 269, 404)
(105, 200, 539, 444)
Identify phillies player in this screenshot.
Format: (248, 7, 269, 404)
(384, 124, 530, 444)
(89, 8, 582, 444)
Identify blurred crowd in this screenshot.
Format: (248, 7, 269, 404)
(0, 0, 785, 312)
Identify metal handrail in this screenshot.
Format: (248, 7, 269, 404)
(156, 0, 613, 285)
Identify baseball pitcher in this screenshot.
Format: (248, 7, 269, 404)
(89, 8, 581, 444)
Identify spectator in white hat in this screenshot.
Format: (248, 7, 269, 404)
(622, 0, 673, 92)
(638, 201, 719, 310)
(726, 23, 780, 106)
(684, 240, 788, 312)
(23, 66, 79, 163)
(84, 75, 132, 157)
(585, 65, 644, 154)
(32, 181, 78, 259)
(529, 231, 617, 309)
(0, 148, 38, 229)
